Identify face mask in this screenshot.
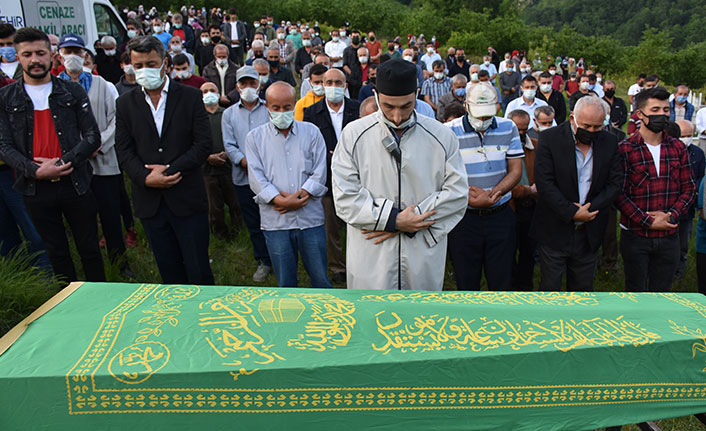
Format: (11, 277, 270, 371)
(549, 69, 556, 76)
(603, 114, 611, 127)
(676, 95, 688, 104)
(62, 54, 85, 73)
(454, 88, 466, 98)
(521, 68, 529, 73)
(573, 118, 601, 145)
(175, 70, 190, 79)
(267, 59, 279, 69)
(289, 30, 297, 35)
(589, 83, 595, 90)
(470, 73, 479, 82)
(456, 55, 465, 62)
(375, 94, 416, 129)
(427, 47, 434, 54)
(596, 77, 602, 83)
(268, 21, 273, 25)
(642, 113, 669, 133)
(170, 44, 182, 53)
(82, 66, 93, 74)
(570, 77, 576, 81)
(324, 86, 345, 103)
(259, 75, 269, 85)
(537, 125, 552, 132)
(312, 84, 324, 96)
(202, 91, 219, 105)
(484, 61, 489, 66)
(604, 89, 615, 98)
(681, 137, 693, 146)
(240, 86, 259, 103)
(340, 31, 347, 37)
(174, 23, 182, 29)
(211, 36, 221, 44)
(254, 23, 261, 28)
(303, 39, 311, 47)
(216, 58, 228, 67)
(469, 116, 493, 132)
(369, 76, 376, 85)
(523, 89, 536, 100)
(153, 25, 163, 33)
(332, 36, 340, 42)
(352, 37, 360, 45)
(370, 36, 375, 41)
(358, 56, 368, 64)
(104, 49, 117, 56)
(507, 67, 514, 73)
(540, 83, 552, 93)
(579, 82, 590, 91)
(403, 55, 413, 62)
(134, 61, 165, 90)
(388, 45, 395, 52)
(123, 64, 135, 75)
(201, 37, 210, 45)
(433, 72, 444, 80)
(269, 110, 295, 129)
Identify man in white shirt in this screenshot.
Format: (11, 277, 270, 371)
(420, 41, 442, 77)
(324, 30, 345, 68)
(695, 106, 706, 153)
(628, 74, 646, 112)
(480, 55, 497, 81)
(504, 75, 550, 128)
(0, 24, 21, 80)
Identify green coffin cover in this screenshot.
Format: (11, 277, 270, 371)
(1, 282, 706, 430)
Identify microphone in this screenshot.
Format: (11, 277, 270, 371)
(382, 135, 402, 164)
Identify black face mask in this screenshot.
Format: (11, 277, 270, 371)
(369, 36, 375, 41)
(604, 89, 615, 98)
(211, 36, 221, 44)
(388, 45, 395, 52)
(369, 76, 376, 85)
(351, 36, 360, 45)
(254, 53, 264, 58)
(456, 55, 465, 62)
(268, 59, 280, 69)
(643, 113, 669, 133)
(574, 125, 601, 146)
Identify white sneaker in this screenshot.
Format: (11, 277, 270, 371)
(253, 264, 272, 282)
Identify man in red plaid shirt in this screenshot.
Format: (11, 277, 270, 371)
(616, 87, 695, 292)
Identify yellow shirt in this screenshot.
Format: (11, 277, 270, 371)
(294, 91, 324, 121)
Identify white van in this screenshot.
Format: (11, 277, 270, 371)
(0, 0, 126, 48)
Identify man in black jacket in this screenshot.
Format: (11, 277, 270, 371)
(222, 9, 248, 66)
(303, 68, 359, 283)
(537, 71, 566, 124)
(116, 35, 214, 285)
(0, 28, 105, 283)
(531, 96, 622, 291)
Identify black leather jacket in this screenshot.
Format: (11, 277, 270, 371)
(0, 75, 100, 196)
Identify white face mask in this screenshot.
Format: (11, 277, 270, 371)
(277, 33, 285, 40)
(427, 47, 434, 54)
(540, 83, 552, 93)
(134, 62, 165, 90)
(403, 55, 413, 62)
(240, 85, 259, 103)
(216, 58, 228, 67)
(332, 36, 340, 42)
(303, 39, 312, 47)
(153, 25, 163, 33)
(523, 88, 536, 100)
(202, 91, 219, 105)
(82, 66, 93, 74)
(681, 137, 693, 146)
(175, 70, 190, 80)
(201, 37, 210, 45)
(104, 49, 116, 56)
(597, 77, 602, 83)
(433, 72, 444, 80)
(484, 61, 489, 66)
(537, 125, 552, 132)
(170, 44, 183, 53)
(269, 110, 295, 129)
(470, 73, 479, 82)
(62, 54, 85, 73)
(358, 56, 368, 64)
(549, 69, 556, 76)
(580, 82, 590, 91)
(469, 115, 493, 132)
(324, 86, 345, 103)
(123, 64, 135, 75)
(311, 84, 324, 96)
(375, 94, 416, 130)
(259, 75, 269, 85)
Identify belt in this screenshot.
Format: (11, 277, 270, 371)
(467, 202, 509, 216)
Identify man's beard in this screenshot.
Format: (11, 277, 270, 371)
(24, 62, 50, 79)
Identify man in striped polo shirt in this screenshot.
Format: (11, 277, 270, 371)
(446, 82, 524, 291)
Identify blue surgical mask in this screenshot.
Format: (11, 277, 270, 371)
(676, 95, 688, 104)
(324, 85, 345, 103)
(0, 46, 17, 62)
(454, 88, 466, 98)
(507, 67, 514, 73)
(589, 83, 595, 90)
(270, 110, 295, 129)
(603, 114, 610, 127)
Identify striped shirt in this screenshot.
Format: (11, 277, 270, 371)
(421, 76, 452, 107)
(447, 115, 524, 208)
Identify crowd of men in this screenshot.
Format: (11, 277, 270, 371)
(1, 8, 706, 295)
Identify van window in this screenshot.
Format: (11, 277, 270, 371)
(93, 4, 126, 45)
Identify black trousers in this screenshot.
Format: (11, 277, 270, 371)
(512, 203, 537, 291)
(91, 175, 126, 260)
(538, 227, 597, 292)
(448, 205, 515, 291)
(141, 201, 214, 285)
(229, 45, 243, 66)
(697, 253, 706, 295)
(118, 174, 135, 230)
(23, 178, 105, 282)
(620, 229, 679, 292)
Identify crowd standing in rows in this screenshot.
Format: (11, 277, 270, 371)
(1, 7, 705, 294)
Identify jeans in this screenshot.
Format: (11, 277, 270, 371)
(0, 167, 51, 270)
(141, 201, 214, 285)
(91, 175, 126, 260)
(620, 229, 679, 292)
(234, 185, 271, 266)
(263, 225, 331, 288)
(448, 205, 516, 291)
(23, 178, 105, 282)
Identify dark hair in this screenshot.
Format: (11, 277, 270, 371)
(431, 59, 444, 69)
(13, 27, 49, 47)
(309, 63, 328, 77)
(0, 23, 16, 39)
(634, 86, 670, 110)
(547, 63, 556, 69)
(379, 53, 391, 63)
(539, 71, 552, 79)
(120, 51, 131, 64)
(645, 74, 660, 83)
(443, 103, 466, 122)
(172, 53, 189, 66)
(127, 35, 166, 59)
(638, 73, 647, 79)
(426, 41, 434, 46)
(665, 121, 681, 139)
(165, 53, 173, 68)
(369, 62, 378, 71)
(228, 8, 237, 15)
(507, 109, 530, 121)
(85, 50, 95, 63)
(579, 73, 590, 81)
(126, 18, 141, 30)
(521, 75, 537, 84)
(208, 24, 221, 33)
(588, 73, 597, 81)
(478, 70, 489, 78)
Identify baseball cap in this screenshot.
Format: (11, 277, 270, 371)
(58, 33, 86, 49)
(236, 66, 259, 82)
(465, 82, 497, 118)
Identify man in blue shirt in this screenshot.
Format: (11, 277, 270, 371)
(446, 82, 524, 290)
(151, 17, 172, 50)
(244, 81, 331, 288)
